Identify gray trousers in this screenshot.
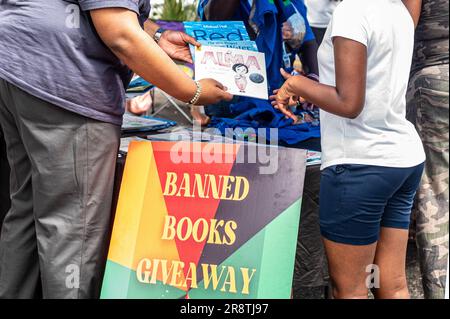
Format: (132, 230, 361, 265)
(0, 79, 121, 299)
(0, 127, 9, 232)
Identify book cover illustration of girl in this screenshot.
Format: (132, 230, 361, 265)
(232, 63, 249, 93)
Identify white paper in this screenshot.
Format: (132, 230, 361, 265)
(195, 46, 268, 100)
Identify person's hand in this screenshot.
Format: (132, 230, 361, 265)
(270, 86, 299, 123)
(270, 70, 302, 123)
(196, 79, 234, 106)
(281, 68, 309, 104)
(190, 105, 211, 126)
(272, 69, 306, 113)
(158, 30, 200, 64)
(126, 91, 153, 115)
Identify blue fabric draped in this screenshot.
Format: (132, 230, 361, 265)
(210, 99, 320, 145)
(198, 0, 320, 145)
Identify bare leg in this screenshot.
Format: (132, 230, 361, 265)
(372, 227, 410, 299)
(323, 238, 377, 299)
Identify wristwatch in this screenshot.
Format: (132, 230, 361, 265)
(153, 27, 166, 43)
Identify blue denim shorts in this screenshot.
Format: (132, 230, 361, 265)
(319, 163, 425, 245)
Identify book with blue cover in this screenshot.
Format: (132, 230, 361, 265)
(198, 40, 258, 52)
(184, 21, 254, 60)
(184, 21, 251, 42)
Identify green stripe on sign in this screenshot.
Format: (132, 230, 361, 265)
(189, 199, 302, 299)
(100, 260, 187, 299)
(257, 199, 301, 299)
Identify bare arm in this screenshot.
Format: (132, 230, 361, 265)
(144, 19, 201, 64)
(143, 19, 160, 37)
(91, 8, 196, 102)
(204, 0, 241, 21)
(90, 8, 232, 105)
(402, 0, 422, 28)
(272, 37, 367, 120)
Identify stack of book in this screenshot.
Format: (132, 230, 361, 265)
(183, 21, 268, 100)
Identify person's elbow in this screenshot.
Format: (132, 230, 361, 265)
(342, 99, 365, 119)
(104, 31, 136, 58)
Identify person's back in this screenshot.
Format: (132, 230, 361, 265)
(318, 0, 425, 169)
(411, 0, 449, 75)
(0, 0, 150, 125)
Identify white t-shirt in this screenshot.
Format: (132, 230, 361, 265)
(305, 0, 342, 28)
(318, 0, 425, 170)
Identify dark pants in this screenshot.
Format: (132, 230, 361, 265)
(0, 79, 120, 299)
(293, 164, 329, 298)
(311, 27, 327, 46)
(0, 128, 9, 233)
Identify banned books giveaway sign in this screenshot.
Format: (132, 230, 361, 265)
(101, 140, 306, 299)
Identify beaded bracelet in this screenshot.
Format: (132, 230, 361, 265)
(188, 81, 202, 105)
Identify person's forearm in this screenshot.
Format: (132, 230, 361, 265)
(143, 20, 160, 37)
(91, 10, 197, 103)
(299, 40, 319, 75)
(204, 0, 241, 21)
(116, 31, 197, 102)
(402, 0, 422, 28)
(286, 76, 364, 119)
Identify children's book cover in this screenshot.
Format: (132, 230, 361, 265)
(184, 21, 252, 61)
(184, 21, 250, 42)
(195, 46, 268, 100)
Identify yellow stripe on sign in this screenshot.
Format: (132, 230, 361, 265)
(107, 141, 154, 269)
(107, 141, 186, 291)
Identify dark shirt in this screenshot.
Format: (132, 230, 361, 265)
(411, 0, 449, 74)
(0, 0, 151, 125)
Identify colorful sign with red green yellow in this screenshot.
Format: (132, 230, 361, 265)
(101, 140, 306, 299)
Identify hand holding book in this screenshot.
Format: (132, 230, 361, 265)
(195, 46, 268, 100)
(158, 30, 201, 64)
(194, 78, 234, 106)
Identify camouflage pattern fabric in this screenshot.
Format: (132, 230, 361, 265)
(407, 64, 449, 299)
(411, 0, 449, 75)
